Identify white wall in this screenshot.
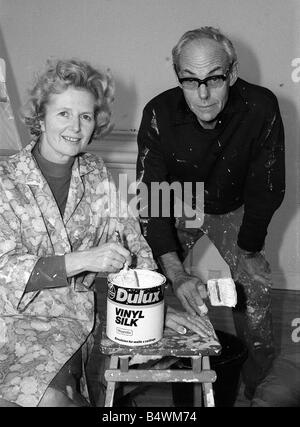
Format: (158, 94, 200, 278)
(0, 0, 299, 289)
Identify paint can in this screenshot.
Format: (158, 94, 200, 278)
(106, 269, 166, 346)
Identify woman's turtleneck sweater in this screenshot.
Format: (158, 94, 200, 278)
(25, 144, 74, 293)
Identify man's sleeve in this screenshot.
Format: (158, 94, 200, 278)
(137, 106, 179, 257)
(238, 97, 285, 252)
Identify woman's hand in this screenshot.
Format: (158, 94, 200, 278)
(65, 243, 132, 277)
(165, 305, 213, 338)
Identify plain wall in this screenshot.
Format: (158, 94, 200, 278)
(0, 0, 299, 289)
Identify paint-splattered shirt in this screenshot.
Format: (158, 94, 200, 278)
(0, 141, 156, 406)
(137, 78, 285, 255)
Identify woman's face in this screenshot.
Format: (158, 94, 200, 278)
(39, 87, 96, 163)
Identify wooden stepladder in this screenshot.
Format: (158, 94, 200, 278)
(99, 325, 221, 407)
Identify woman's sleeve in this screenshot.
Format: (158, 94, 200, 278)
(0, 187, 68, 313)
(25, 255, 68, 292)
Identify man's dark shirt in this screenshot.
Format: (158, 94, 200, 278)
(136, 78, 285, 256)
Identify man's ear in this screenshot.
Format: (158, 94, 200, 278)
(229, 61, 238, 86)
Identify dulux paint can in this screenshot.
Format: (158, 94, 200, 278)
(106, 269, 166, 346)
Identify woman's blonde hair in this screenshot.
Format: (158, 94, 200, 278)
(22, 58, 115, 140)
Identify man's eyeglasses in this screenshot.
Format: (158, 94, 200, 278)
(178, 70, 231, 90)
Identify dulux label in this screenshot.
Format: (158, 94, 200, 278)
(108, 284, 163, 306)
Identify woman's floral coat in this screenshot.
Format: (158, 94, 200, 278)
(0, 141, 156, 406)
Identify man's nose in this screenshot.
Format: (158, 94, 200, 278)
(198, 83, 209, 99)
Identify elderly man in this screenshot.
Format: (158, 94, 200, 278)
(136, 27, 285, 398)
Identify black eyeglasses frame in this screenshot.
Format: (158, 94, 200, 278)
(178, 68, 231, 89)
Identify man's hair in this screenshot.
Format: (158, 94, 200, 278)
(22, 59, 115, 140)
(172, 26, 237, 73)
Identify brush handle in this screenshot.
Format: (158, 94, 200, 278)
(133, 270, 140, 288)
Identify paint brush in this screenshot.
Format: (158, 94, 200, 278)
(115, 230, 129, 271)
(114, 230, 122, 244)
(133, 270, 140, 288)
(114, 230, 139, 287)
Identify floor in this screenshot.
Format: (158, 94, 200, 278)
(87, 278, 300, 408)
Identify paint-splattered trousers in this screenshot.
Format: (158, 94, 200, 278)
(175, 205, 276, 395)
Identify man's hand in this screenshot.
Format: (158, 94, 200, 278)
(173, 272, 208, 316)
(165, 305, 213, 338)
(158, 251, 208, 316)
(234, 247, 271, 285)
